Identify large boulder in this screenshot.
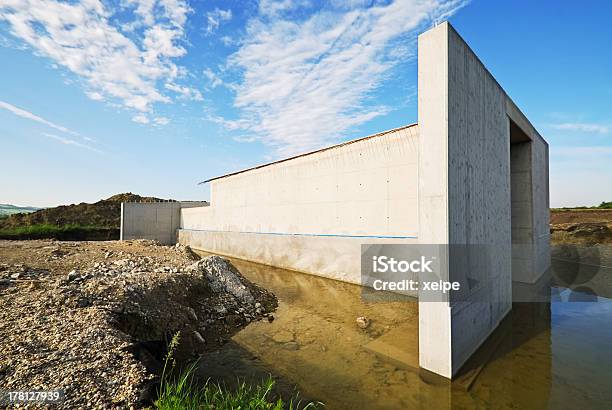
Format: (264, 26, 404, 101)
(194, 256, 255, 304)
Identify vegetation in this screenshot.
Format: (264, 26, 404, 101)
(0, 193, 167, 240)
(552, 201, 612, 211)
(0, 223, 118, 240)
(155, 333, 320, 410)
(0, 204, 40, 217)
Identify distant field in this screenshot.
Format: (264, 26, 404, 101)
(552, 201, 612, 211)
(0, 224, 119, 241)
(0, 204, 41, 217)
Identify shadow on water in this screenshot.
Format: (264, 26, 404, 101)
(195, 246, 612, 409)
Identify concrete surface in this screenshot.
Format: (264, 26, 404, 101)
(123, 21, 551, 380)
(180, 124, 420, 281)
(417, 22, 549, 378)
(121, 201, 207, 245)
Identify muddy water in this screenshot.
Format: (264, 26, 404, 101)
(195, 248, 612, 409)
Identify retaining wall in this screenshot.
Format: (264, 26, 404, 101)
(121, 201, 207, 245)
(179, 125, 420, 283)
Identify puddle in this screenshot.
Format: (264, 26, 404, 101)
(195, 247, 612, 409)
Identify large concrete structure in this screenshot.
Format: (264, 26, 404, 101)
(417, 23, 549, 378)
(120, 201, 207, 245)
(124, 22, 550, 379)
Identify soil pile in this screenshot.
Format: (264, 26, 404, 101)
(0, 239, 277, 408)
(0, 193, 167, 230)
(550, 209, 612, 244)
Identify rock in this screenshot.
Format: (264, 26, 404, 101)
(356, 316, 370, 329)
(283, 341, 300, 351)
(267, 315, 275, 323)
(182, 246, 201, 261)
(193, 331, 205, 344)
(10, 272, 21, 280)
(76, 297, 91, 308)
(67, 270, 79, 282)
(255, 302, 261, 309)
(196, 256, 255, 304)
(186, 307, 198, 321)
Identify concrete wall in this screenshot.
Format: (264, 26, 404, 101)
(180, 125, 420, 283)
(121, 202, 207, 245)
(507, 101, 551, 282)
(175, 21, 549, 380)
(417, 22, 549, 378)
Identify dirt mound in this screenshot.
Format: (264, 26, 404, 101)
(0, 240, 277, 408)
(551, 209, 612, 224)
(0, 192, 167, 229)
(550, 209, 612, 244)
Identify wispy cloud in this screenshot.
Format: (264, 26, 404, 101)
(223, 0, 467, 156)
(165, 82, 203, 101)
(132, 113, 150, 124)
(42, 132, 103, 154)
(553, 145, 612, 157)
(551, 122, 609, 134)
(206, 8, 232, 35)
(203, 68, 224, 89)
(0, 0, 195, 124)
(0, 99, 82, 136)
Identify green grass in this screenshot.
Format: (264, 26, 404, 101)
(155, 333, 321, 410)
(552, 201, 612, 211)
(0, 223, 118, 240)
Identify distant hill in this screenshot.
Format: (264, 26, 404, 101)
(0, 204, 41, 217)
(0, 193, 169, 230)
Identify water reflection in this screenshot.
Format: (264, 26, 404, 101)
(195, 246, 612, 409)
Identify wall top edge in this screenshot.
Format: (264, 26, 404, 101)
(199, 122, 419, 185)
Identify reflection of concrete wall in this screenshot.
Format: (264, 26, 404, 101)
(417, 22, 549, 378)
(180, 125, 420, 279)
(121, 202, 207, 245)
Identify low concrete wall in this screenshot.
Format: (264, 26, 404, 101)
(121, 202, 207, 245)
(178, 229, 417, 284)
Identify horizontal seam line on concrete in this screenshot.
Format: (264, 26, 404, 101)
(179, 228, 418, 239)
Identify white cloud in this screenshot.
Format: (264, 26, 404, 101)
(0, 100, 77, 135)
(0, 0, 192, 117)
(553, 145, 612, 157)
(203, 68, 223, 89)
(42, 132, 103, 154)
(551, 122, 609, 134)
(220, 35, 234, 46)
(165, 82, 203, 100)
(206, 8, 232, 35)
(153, 116, 170, 125)
(132, 113, 149, 124)
(258, 0, 312, 17)
(225, 0, 467, 156)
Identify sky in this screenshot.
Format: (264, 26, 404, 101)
(0, 0, 610, 208)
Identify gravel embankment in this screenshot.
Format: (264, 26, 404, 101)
(0, 240, 277, 409)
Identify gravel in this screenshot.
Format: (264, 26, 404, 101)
(0, 239, 277, 409)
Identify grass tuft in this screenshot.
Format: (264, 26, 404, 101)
(155, 332, 321, 410)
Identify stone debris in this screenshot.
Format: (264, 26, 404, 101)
(0, 239, 277, 409)
(356, 316, 371, 329)
(194, 256, 256, 304)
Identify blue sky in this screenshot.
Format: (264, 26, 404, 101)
(0, 0, 610, 208)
